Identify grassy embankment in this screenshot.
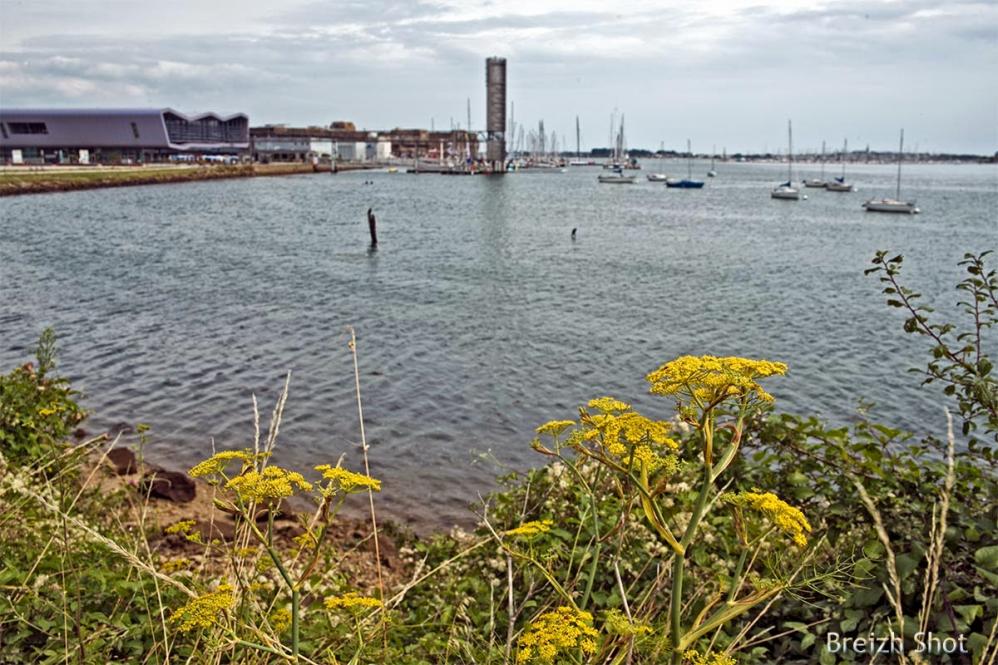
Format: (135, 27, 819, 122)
(0, 162, 366, 197)
(1, 253, 996, 664)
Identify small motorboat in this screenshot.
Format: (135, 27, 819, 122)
(647, 173, 669, 182)
(598, 172, 637, 184)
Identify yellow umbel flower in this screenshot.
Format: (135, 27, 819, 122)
(536, 420, 575, 437)
(505, 519, 553, 538)
(270, 607, 292, 633)
(722, 490, 812, 546)
(314, 464, 381, 494)
(324, 591, 383, 612)
(588, 396, 631, 413)
(604, 608, 653, 636)
(189, 449, 264, 478)
(581, 408, 679, 473)
(684, 649, 736, 665)
(169, 584, 235, 633)
(164, 519, 197, 535)
(516, 605, 599, 664)
(646, 355, 787, 406)
(225, 465, 312, 502)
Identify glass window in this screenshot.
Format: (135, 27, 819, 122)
(131, 122, 140, 139)
(7, 122, 49, 135)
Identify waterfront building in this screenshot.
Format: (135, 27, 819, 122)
(0, 108, 249, 165)
(250, 125, 336, 162)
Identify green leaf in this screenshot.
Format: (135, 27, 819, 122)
(975, 545, 998, 571)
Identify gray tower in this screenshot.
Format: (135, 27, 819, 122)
(485, 57, 507, 171)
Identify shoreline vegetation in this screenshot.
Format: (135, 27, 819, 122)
(0, 162, 378, 197)
(1, 252, 996, 664)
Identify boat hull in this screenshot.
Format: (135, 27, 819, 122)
(771, 187, 802, 200)
(826, 182, 854, 192)
(598, 175, 637, 184)
(863, 199, 919, 214)
(646, 174, 669, 182)
(803, 179, 826, 188)
(666, 179, 705, 188)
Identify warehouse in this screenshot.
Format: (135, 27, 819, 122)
(0, 108, 249, 165)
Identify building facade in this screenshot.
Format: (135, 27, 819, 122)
(0, 108, 249, 164)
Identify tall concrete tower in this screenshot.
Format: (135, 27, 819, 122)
(485, 56, 507, 172)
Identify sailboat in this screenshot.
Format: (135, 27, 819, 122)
(771, 120, 805, 200)
(666, 140, 705, 188)
(707, 144, 717, 177)
(863, 129, 919, 214)
(803, 141, 827, 187)
(569, 116, 589, 166)
(598, 115, 636, 184)
(825, 138, 854, 192)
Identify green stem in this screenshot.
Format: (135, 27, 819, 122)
(291, 588, 300, 661)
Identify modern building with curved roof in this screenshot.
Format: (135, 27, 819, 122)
(0, 108, 249, 164)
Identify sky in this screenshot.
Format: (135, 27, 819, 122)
(0, 0, 995, 154)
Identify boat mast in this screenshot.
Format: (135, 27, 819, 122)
(896, 129, 904, 200)
(576, 115, 581, 160)
(841, 138, 848, 179)
(820, 140, 825, 179)
(687, 139, 692, 179)
(711, 144, 716, 170)
(787, 120, 793, 182)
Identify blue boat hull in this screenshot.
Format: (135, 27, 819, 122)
(666, 179, 705, 189)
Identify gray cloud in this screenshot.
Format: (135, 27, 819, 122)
(0, 0, 994, 153)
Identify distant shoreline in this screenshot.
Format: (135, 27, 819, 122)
(0, 162, 376, 197)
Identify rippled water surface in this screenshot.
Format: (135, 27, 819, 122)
(2, 162, 996, 528)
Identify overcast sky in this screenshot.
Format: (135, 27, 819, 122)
(1, 0, 995, 154)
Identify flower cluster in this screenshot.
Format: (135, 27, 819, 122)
(164, 519, 196, 535)
(577, 403, 679, 473)
(314, 464, 381, 495)
(225, 466, 312, 503)
(684, 649, 736, 665)
(324, 591, 383, 612)
(189, 449, 265, 478)
(505, 519, 553, 539)
(535, 420, 575, 437)
(603, 608, 652, 637)
(169, 584, 236, 633)
(646, 355, 788, 406)
(722, 490, 812, 546)
(516, 605, 599, 664)
(270, 607, 292, 633)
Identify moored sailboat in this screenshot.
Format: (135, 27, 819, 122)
(771, 121, 805, 200)
(666, 139, 705, 188)
(825, 138, 854, 192)
(803, 140, 827, 187)
(863, 129, 919, 214)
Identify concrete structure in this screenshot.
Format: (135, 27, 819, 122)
(485, 57, 507, 170)
(336, 142, 368, 162)
(250, 125, 336, 162)
(0, 108, 248, 164)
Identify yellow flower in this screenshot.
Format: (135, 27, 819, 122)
(225, 465, 312, 502)
(189, 450, 264, 478)
(580, 408, 679, 473)
(604, 608, 652, 636)
(161, 557, 191, 574)
(646, 355, 787, 406)
(684, 649, 736, 665)
(314, 464, 381, 494)
(270, 607, 292, 633)
(516, 605, 599, 664)
(505, 519, 553, 538)
(324, 591, 383, 612)
(536, 420, 575, 437)
(722, 490, 812, 546)
(587, 396, 631, 413)
(164, 519, 197, 535)
(169, 584, 235, 633)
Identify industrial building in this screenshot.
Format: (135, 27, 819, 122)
(0, 108, 249, 165)
(250, 124, 392, 163)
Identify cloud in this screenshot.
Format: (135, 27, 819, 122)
(0, 0, 994, 152)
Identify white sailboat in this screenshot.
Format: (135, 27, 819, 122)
(771, 120, 805, 200)
(863, 129, 919, 214)
(803, 140, 827, 187)
(599, 115, 636, 184)
(825, 138, 854, 192)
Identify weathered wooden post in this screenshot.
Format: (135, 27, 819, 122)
(367, 208, 378, 246)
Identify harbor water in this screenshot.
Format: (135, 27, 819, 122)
(1, 161, 995, 528)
